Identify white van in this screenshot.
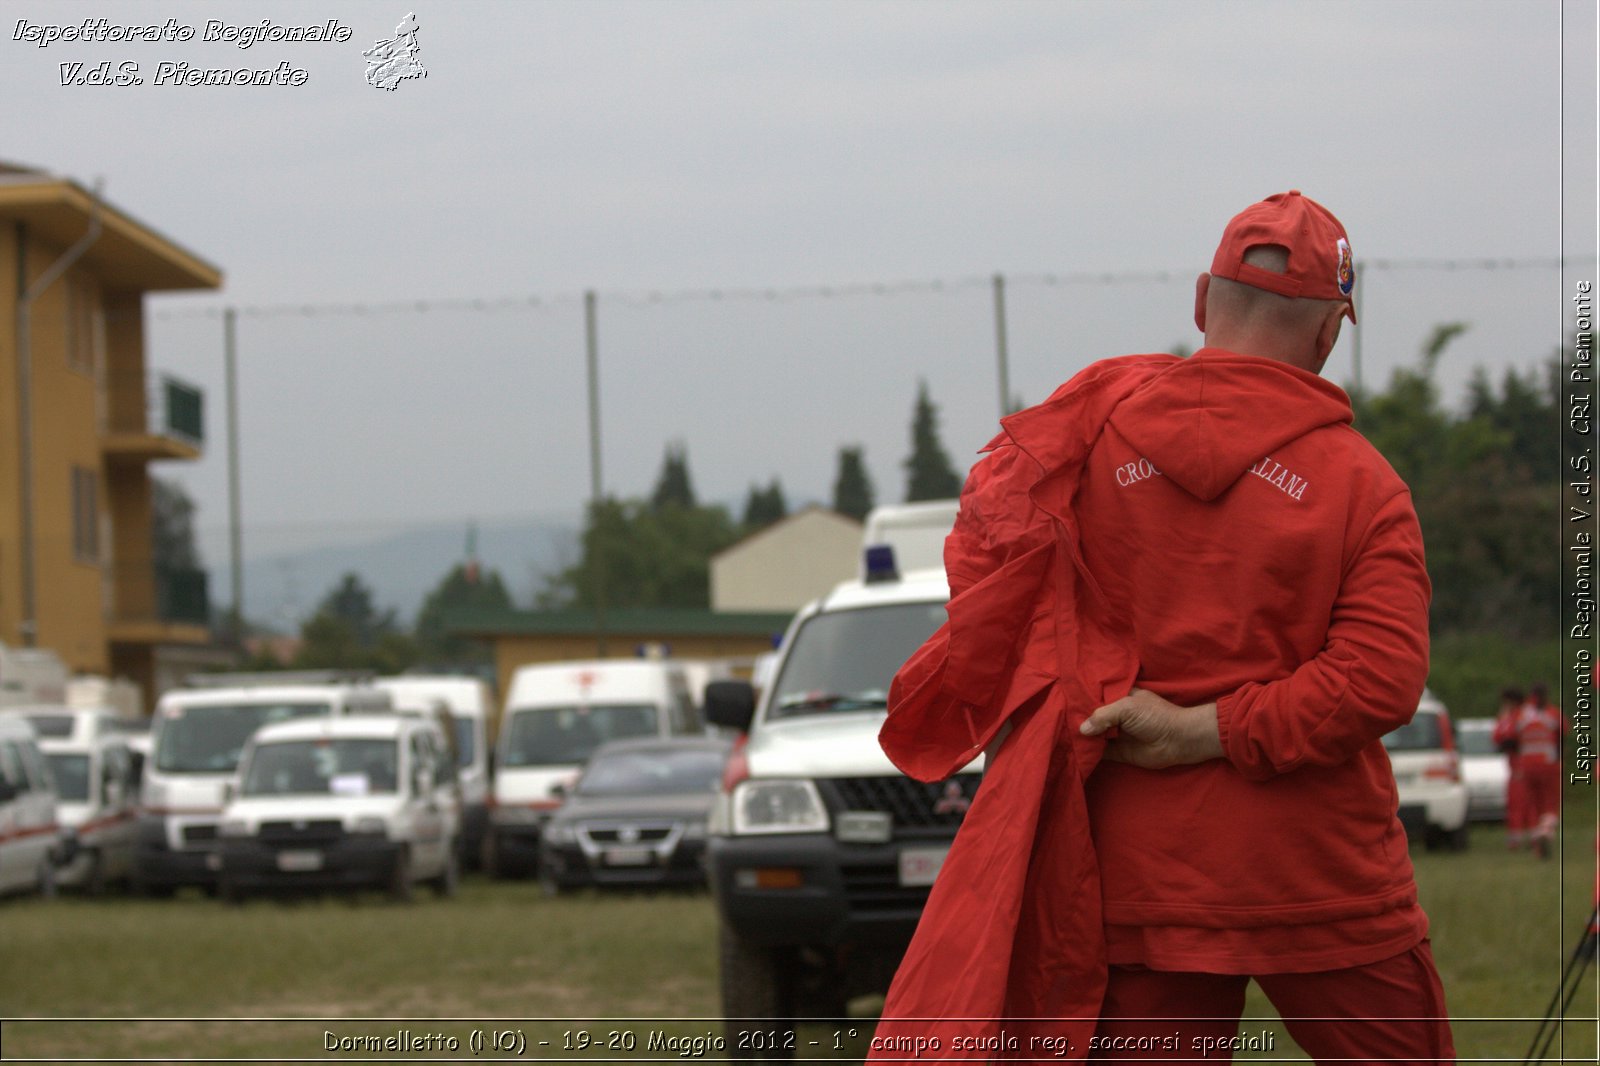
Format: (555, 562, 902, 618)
(35, 712, 139, 893)
(375, 675, 492, 867)
(0, 715, 63, 897)
(217, 714, 461, 902)
(485, 659, 702, 877)
(135, 675, 392, 896)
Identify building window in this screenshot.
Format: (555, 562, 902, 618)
(66, 273, 100, 375)
(72, 466, 100, 563)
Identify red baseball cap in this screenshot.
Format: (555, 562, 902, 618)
(1211, 190, 1357, 322)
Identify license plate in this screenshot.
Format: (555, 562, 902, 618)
(277, 849, 323, 872)
(898, 846, 948, 887)
(603, 847, 653, 867)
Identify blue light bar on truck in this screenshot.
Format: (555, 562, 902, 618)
(863, 544, 899, 584)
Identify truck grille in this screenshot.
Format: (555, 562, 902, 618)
(259, 819, 345, 846)
(839, 861, 934, 912)
(821, 774, 981, 830)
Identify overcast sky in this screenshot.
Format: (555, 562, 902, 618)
(5, 0, 1596, 575)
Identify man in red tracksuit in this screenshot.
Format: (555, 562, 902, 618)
(1492, 685, 1529, 849)
(876, 191, 1453, 1063)
(1514, 682, 1565, 859)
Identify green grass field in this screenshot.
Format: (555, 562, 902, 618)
(1, 806, 1596, 1064)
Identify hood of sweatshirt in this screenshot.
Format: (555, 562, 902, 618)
(1106, 348, 1353, 502)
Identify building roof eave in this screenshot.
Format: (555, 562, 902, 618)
(0, 174, 222, 292)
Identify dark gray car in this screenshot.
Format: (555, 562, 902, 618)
(538, 736, 730, 894)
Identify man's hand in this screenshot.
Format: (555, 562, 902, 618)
(1079, 688, 1224, 769)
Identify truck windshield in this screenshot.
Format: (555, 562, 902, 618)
(500, 704, 659, 767)
(242, 739, 399, 797)
(769, 601, 947, 721)
(154, 703, 331, 773)
(46, 753, 90, 801)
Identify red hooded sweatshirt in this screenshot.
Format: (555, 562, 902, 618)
(874, 349, 1431, 1059)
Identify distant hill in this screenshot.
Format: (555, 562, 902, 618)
(214, 517, 579, 633)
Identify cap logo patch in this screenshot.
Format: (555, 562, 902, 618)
(1336, 237, 1355, 296)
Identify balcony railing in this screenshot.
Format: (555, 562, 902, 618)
(156, 376, 204, 446)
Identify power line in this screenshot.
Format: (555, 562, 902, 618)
(146, 256, 1594, 322)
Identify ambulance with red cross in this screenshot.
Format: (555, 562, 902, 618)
(484, 659, 703, 877)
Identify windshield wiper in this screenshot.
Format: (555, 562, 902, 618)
(775, 690, 889, 712)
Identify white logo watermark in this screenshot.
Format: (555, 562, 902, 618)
(364, 13, 425, 91)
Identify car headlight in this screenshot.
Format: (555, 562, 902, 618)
(218, 818, 252, 838)
(682, 821, 708, 841)
(353, 816, 389, 836)
(543, 822, 577, 845)
(730, 780, 829, 835)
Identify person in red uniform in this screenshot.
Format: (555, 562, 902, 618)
(1514, 682, 1565, 859)
(875, 191, 1453, 1063)
(1492, 685, 1528, 849)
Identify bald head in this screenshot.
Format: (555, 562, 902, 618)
(1195, 245, 1349, 374)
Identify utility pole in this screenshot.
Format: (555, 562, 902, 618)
(584, 290, 608, 657)
(225, 306, 243, 646)
(993, 272, 1012, 418)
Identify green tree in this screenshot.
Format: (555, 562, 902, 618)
(651, 444, 697, 511)
(832, 446, 875, 521)
(414, 563, 513, 667)
(544, 497, 739, 610)
(1349, 325, 1559, 638)
(904, 381, 962, 502)
(741, 479, 788, 531)
(151, 477, 200, 571)
(294, 573, 418, 672)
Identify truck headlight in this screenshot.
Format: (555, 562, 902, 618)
(730, 780, 828, 835)
(218, 819, 251, 838)
(353, 816, 389, 836)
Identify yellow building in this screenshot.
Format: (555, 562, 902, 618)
(0, 162, 222, 706)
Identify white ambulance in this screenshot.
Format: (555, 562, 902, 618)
(29, 707, 139, 892)
(485, 659, 702, 877)
(0, 714, 62, 897)
(374, 674, 493, 867)
(135, 674, 392, 896)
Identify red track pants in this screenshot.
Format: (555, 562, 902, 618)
(1090, 942, 1455, 1064)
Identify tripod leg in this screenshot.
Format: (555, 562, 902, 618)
(1525, 910, 1600, 1063)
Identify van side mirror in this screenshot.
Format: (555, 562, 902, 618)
(221, 781, 235, 805)
(704, 680, 757, 733)
(0, 778, 17, 803)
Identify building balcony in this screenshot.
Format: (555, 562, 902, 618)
(107, 563, 212, 646)
(102, 375, 204, 464)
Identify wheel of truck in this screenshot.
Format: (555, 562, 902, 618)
(130, 868, 176, 899)
(1446, 824, 1471, 852)
(388, 847, 415, 903)
(35, 856, 58, 900)
(1423, 823, 1443, 851)
(431, 844, 460, 899)
(482, 832, 504, 879)
(219, 873, 246, 906)
(83, 850, 107, 896)
(720, 922, 796, 1060)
